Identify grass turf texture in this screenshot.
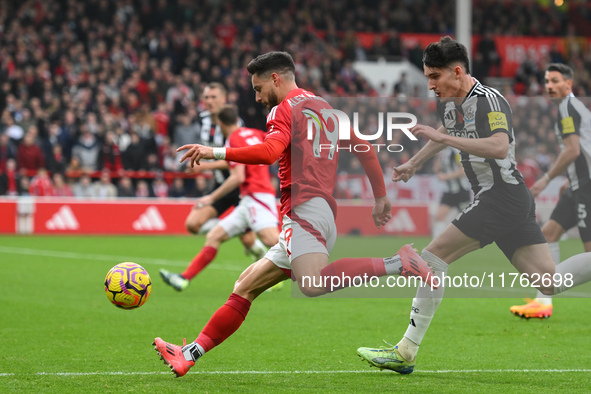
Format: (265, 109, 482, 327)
(1, 235, 590, 393)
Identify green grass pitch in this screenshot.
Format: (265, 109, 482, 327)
(1, 235, 590, 392)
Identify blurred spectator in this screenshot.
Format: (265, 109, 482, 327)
(393, 72, 410, 96)
(19, 177, 31, 196)
(168, 177, 186, 197)
(2, 111, 24, 143)
(91, 171, 118, 199)
(152, 177, 169, 198)
(0, 159, 19, 196)
(0, 133, 17, 172)
(46, 145, 68, 175)
(29, 168, 54, 196)
(72, 174, 94, 198)
(122, 133, 148, 170)
(477, 31, 501, 78)
(117, 176, 136, 197)
(135, 180, 153, 197)
(51, 173, 73, 197)
(71, 129, 101, 171)
(187, 176, 211, 198)
(100, 131, 124, 172)
(173, 112, 200, 160)
(17, 131, 45, 173)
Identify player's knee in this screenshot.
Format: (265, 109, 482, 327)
(260, 232, 279, 248)
(204, 230, 224, 248)
(297, 282, 327, 297)
(185, 219, 201, 234)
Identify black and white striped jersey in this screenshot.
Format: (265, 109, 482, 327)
(555, 93, 591, 191)
(198, 110, 244, 185)
(437, 146, 471, 194)
(436, 80, 523, 197)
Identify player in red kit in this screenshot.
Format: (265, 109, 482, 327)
(159, 105, 280, 291)
(153, 51, 435, 377)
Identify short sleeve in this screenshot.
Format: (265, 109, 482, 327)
(264, 104, 291, 149)
(476, 96, 513, 143)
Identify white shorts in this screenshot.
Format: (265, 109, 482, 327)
(265, 197, 337, 271)
(218, 193, 278, 237)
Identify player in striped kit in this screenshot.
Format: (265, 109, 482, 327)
(357, 37, 591, 374)
(510, 63, 591, 318)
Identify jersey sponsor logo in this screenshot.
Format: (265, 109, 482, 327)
(561, 116, 576, 134)
(46, 205, 79, 230)
(448, 129, 478, 139)
(487, 111, 508, 131)
(464, 106, 476, 122)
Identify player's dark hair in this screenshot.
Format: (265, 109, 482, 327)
(206, 82, 227, 97)
(247, 51, 295, 80)
(217, 105, 239, 126)
(423, 36, 471, 74)
(546, 63, 574, 80)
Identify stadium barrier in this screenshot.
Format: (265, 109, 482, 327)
(0, 197, 431, 236)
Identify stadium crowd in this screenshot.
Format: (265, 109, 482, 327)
(0, 0, 589, 197)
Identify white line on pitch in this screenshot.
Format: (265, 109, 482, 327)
(0, 369, 588, 377)
(0, 246, 245, 271)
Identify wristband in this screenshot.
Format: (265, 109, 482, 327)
(212, 147, 226, 160)
(543, 173, 551, 182)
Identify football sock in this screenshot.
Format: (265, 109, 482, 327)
(198, 218, 219, 235)
(182, 246, 218, 280)
(195, 293, 251, 353)
(399, 250, 447, 361)
(182, 341, 205, 362)
(554, 252, 591, 294)
(320, 255, 403, 292)
(249, 238, 268, 259)
(535, 242, 560, 305)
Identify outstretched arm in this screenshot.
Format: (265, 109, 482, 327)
(177, 138, 285, 167)
(393, 125, 448, 183)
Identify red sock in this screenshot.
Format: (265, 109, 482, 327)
(320, 257, 386, 292)
(195, 293, 252, 352)
(182, 246, 218, 280)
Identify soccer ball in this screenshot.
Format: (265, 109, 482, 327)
(104, 262, 152, 309)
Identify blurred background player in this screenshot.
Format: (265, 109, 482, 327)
(160, 105, 280, 291)
(184, 82, 267, 261)
(432, 146, 471, 237)
(510, 63, 591, 319)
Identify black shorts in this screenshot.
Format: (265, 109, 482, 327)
(452, 183, 546, 260)
(440, 189, 471, 210)
(549, 183, 591, 242)
(195, 186, 241, 216)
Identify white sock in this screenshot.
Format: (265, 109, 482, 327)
(554, 252, 591, 295)
(432, 221, 447, 238)
(398, 249, 447, 361)
(198, 218, 219, 234)
(249, 238, 268, 260)
(535, 242, 559, 305)
(182, 341, 205, 362)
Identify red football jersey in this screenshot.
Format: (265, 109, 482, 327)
(227, 127, 276, 196)
(265, 88, 339, 218)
